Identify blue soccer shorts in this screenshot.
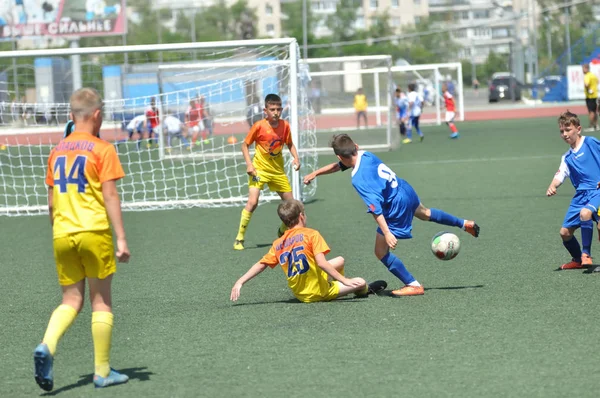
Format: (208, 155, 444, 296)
(376, 179, 420, 239)
(562, 189, 600, 228)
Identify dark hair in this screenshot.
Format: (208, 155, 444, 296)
(264, 93, 282, 106)
(558, 110, 581, 128)
(408, 83, 416, 92)
(395, 88, 401, 93)
(330, 134, 357, 159)
(278, 199, 305, 228)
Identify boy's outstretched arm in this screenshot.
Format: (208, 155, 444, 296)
(314, 253, 363, 288)
(303, 162, 341, 184)
(231, 262, 268, 301)
(546, 178, 563, 196)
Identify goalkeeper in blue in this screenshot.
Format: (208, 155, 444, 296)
(546, 111, 600, 270)
(303, 134, 480, 296)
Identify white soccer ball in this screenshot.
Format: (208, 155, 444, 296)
(431, 232, 461, 261)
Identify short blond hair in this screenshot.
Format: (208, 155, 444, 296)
(70, 87, 103, 121)
(558, 110, 581, 128)
(278, 199, 305, 228)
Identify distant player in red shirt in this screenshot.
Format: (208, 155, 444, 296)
(145, 97, 160, 147)
(443, 83, 459, 139)
(185, 98, 204, 147)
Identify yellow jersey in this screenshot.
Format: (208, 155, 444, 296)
(354, 94, 368, 112)
(244, 119, 292, 175)
(260, 227, 332, 302)
(45, 131, 125, 238)
(584, 71, 598, 99)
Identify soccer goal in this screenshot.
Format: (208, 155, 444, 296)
(0, 39, 317, 216)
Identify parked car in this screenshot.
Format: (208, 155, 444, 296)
(489, 76, 523, 102)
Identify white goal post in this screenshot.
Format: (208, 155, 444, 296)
(0, 39, 317, 216)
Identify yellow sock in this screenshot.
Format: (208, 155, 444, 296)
(236, 209, 253, 241)
(92, 311, 114, 377)
(42, 304, 78, 356)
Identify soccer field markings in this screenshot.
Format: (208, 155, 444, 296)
(387, 154, 556, 167)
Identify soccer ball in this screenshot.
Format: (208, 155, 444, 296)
(431, 232, 461, 261)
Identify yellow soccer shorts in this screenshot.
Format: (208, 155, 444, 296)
(248, 171, 292, 193)
(53, 230, 117, 286)
(297, 281, 341, 303)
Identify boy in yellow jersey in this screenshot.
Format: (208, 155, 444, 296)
(231, 199, 387, 303)
(234, 93, 301, 250)
(583, 63, 599, 130)
(33, 87, 130, 391)
(354, 88, 368, 129)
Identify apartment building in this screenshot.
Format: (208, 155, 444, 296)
(428, 0, 535, 64)
(310, 0, 428, 37)
(151, 0, 283, 38)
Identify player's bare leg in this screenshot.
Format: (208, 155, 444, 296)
(234, 187, 261, 250)
(579, 208, 594, 266)
(35, 281, 84, 391)
(277, 191, 294, 237)
(414, 203, 479, 237)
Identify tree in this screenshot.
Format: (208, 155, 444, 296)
(326, 0, 360, 43)
(280, 0, 316, 47)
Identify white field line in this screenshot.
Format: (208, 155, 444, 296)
(386, 154, 556, 167)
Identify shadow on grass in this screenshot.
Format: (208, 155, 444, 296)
(375, 285, 485, 297)
(231, 295, 373, 307)
(41, 367, 154, 396)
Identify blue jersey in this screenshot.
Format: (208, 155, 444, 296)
(555, 136, 600, 191)
(395, 97, 408, 118)
(339, 151, 420, 238)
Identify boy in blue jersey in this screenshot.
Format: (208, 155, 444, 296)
(405, 83, 424, 144)
(546, 111, 600, 269)
(303, 134, 480, 296)
(394, 88, 408, 139)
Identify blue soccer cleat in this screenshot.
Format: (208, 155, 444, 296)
(93, 368, 129, 388)
(450, 132, 460, 139)
(33, 343, 54, 392)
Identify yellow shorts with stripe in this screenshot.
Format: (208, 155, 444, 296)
(295, 281, 341, 303)
(248, 171, 291, 193)
(53, 230, 116, 286)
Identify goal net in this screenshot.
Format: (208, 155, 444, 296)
(0, 39, 317, 216)
(305, 55, 395, 151)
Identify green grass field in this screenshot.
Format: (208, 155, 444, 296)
(3, 117, 600, 397)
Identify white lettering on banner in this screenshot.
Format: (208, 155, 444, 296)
(568, 64, 600, 101)
(49, 20, 113, 35)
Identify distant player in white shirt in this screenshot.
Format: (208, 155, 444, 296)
(547, 111, 600, 271)
(405, 83, 424, 144)
(125, 114, 146, 149)
(163, 114, 189, 149)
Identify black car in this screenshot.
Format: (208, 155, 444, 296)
(488, 76, 523, 102)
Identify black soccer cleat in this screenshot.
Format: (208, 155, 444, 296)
(464, 221, 480, 238)
(367, 280, 387, 295)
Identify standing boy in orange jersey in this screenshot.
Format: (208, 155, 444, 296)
(233, 93, 301, 250)
(231, 199, 387, 302)
(34, 87, 130, 391)
(442, 83, 460, 139)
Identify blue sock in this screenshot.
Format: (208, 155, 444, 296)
(581, 220, 593, 256)
(563, 236, 582, 260)
(406, 127, 412, 139)
(381, 252, 415, 285)
(429, 208, 464, 228)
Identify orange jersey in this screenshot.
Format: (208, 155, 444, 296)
(260, 227, 332, 302)
(443, 91, 455, 112)
(45, 132, 125, 238)
(244, 119, 292, 174)
(146, 106, 160, 128)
